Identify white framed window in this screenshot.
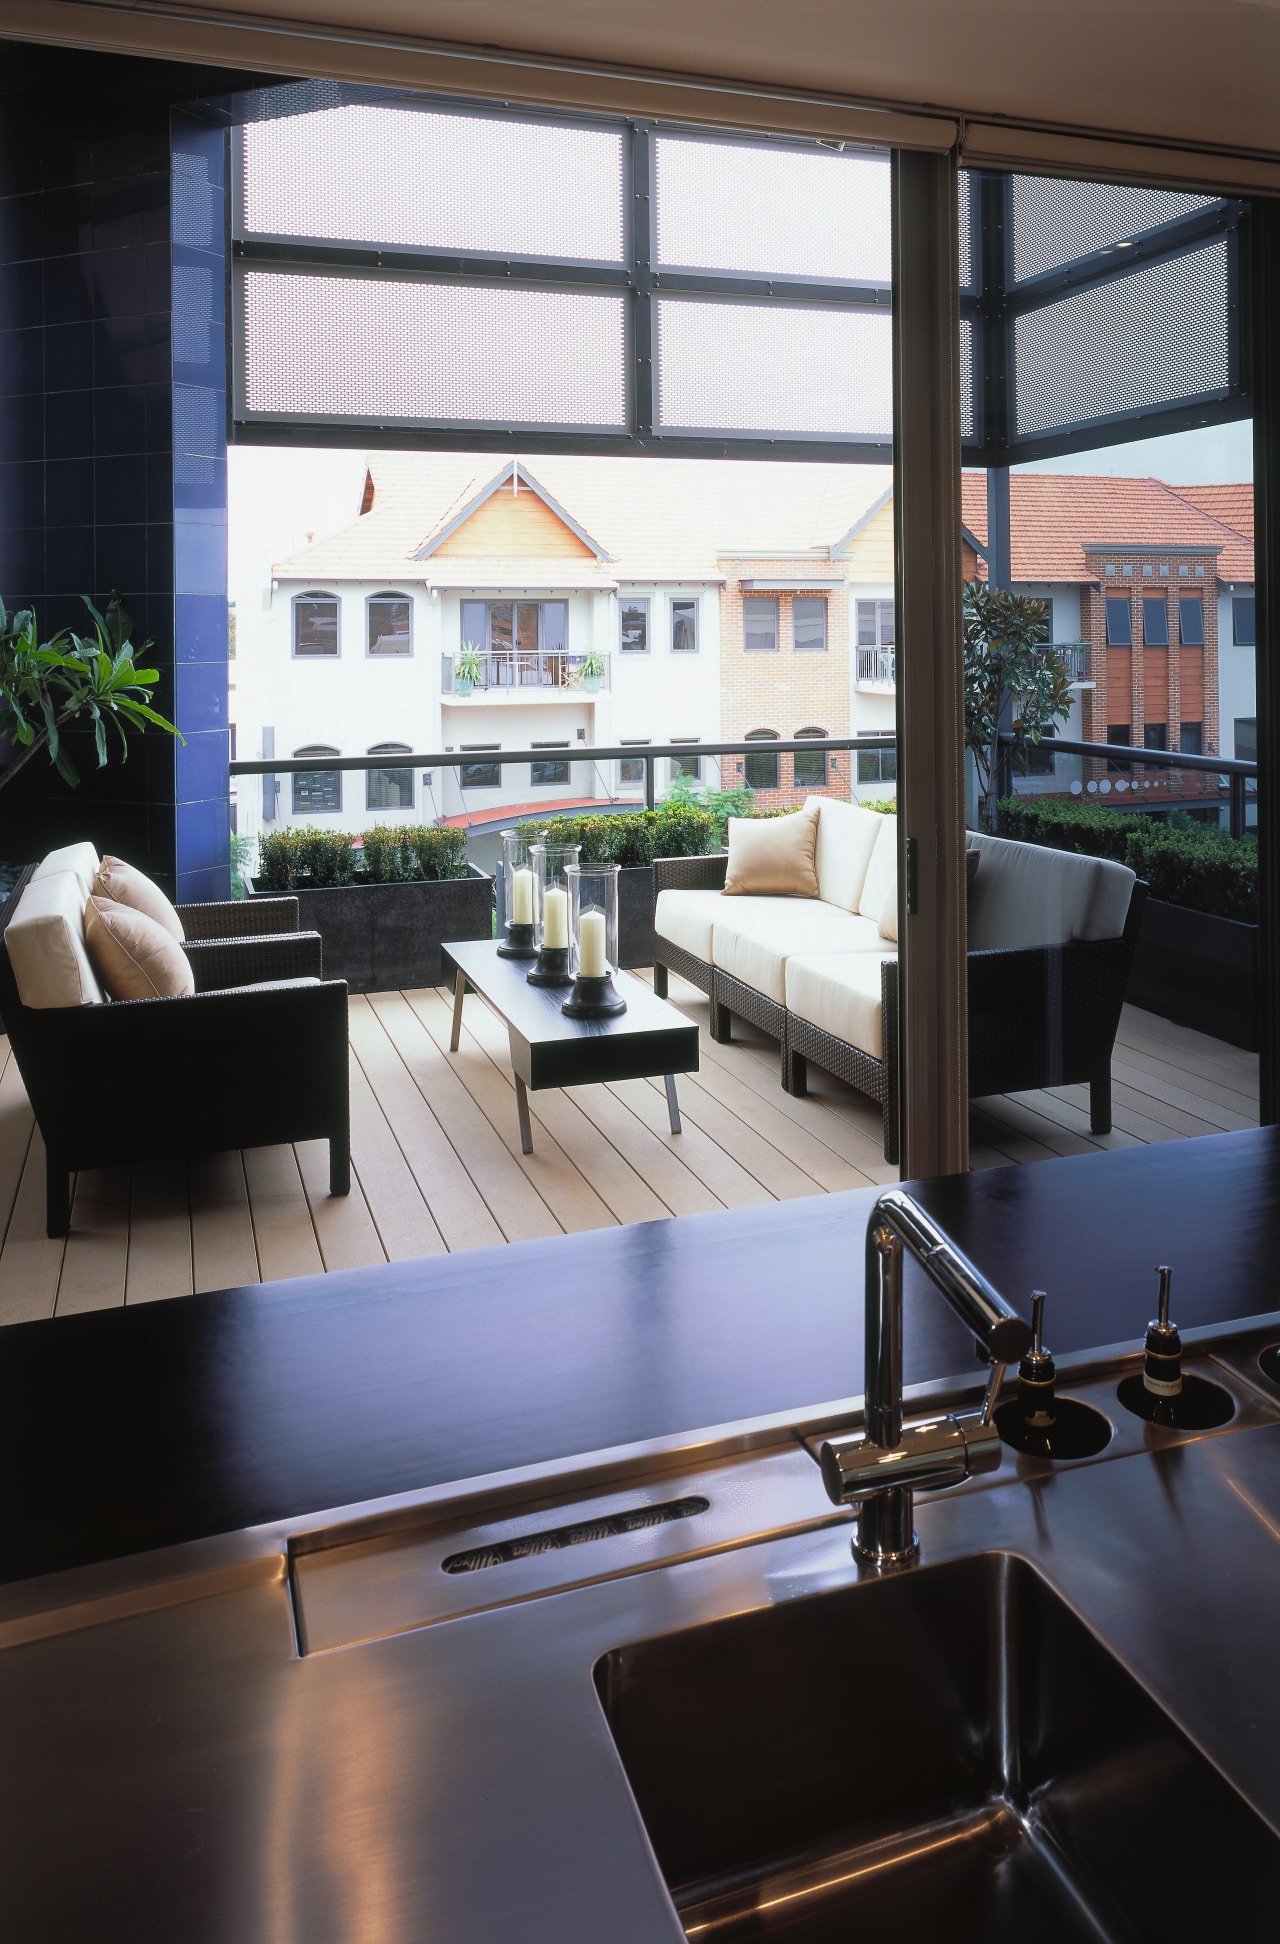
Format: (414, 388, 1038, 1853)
(531, 742, 571, 786)
(366, 743, 414, 809)
(619, 738, 650, 784)
(367, 592, 412, 655)
(793, 596, 828, 652)
(292, 745, 342, 812)
(857, 731, 896, 785)
(855, 598, 895, 648)
(671, 598, 699, 653)
(459, 744, 502, 788)
(460, 599, 568, 655)
(671, 737, 701, 781)
(293, 591, 339, 656)
(620, 598, 649, 652)
(743, 595, 778, 652)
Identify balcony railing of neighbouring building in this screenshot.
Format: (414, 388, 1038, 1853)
(441, 651, 612, 696)
(855, 647, 896, 689)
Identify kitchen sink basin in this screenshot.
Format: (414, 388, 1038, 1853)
(595, 1552, 1279, 1941)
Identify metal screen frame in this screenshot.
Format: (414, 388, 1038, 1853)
(229, 84, 892, 460)
(960, 169, 1250, 465)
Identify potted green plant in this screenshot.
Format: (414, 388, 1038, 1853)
(581, 648, 605, 695)
(455, 642, 483, 698)
(963, 582, 1073, 831)
(251, 820, 492, 990)
(0, 592, 182, 794)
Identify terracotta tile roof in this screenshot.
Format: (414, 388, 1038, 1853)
(961, 472, 1254, 583)
(1166, 482, 1255, 547)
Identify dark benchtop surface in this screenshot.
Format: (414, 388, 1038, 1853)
(3, 1127, 1279, 1586)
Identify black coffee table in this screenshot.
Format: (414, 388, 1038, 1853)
(441, 939, 700, 1156)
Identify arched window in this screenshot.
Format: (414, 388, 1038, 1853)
(367, 592, 412, 656)
(293, 591, 339, 657)
(793, 726, 829, 791)
(292, 745, 341, 814)
(743, 729, 780, 791)
(366, 743, 414, 811)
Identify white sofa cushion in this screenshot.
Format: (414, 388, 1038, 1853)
(786, 951, 894, 1059)
(32, 842, 100, 902)
(967, 833, 1135, 950)
(857, 815, 898, 919)
(807, 796, 885, 912)
(712, 897, 886, 1004)
(4, 870, 104, 1008)
(654, 889, 725, 963)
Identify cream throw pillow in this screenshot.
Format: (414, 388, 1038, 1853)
(93, 855, 185, 941)
(84, 897, 194, 1001)
(723, 805, 820, 898)
(5, 871, 104, 1007)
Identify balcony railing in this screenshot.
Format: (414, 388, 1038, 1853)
(855, 646, 896, 689)
(1054, 641, 1089, 682)
(442, 651, 611, 696)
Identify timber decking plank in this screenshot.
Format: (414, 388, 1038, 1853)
(644, 1068, 828, 1200)
(242, 1145, 325, 1285)
(602, 1076, 770, 1212)
(404, 987, 620, 1235)
(0, 1041, 35, 1254)
(190, 1152, 261, 1294)
(346, 996, 505, 1254)
(125, 1163, 193, 1304)
(344, 1049, 447, 1262)
(56, 1166, 131, 1316)
(367, 990, 562, 1245)
(295, 1136, 387, 1274)
(0, 1130, 65, 1324)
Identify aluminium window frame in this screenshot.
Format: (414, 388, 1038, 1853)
(366, 591, 414, 657)
(743, 595, 779, 653)
(291, 744, 343, 813)
(229, 98, 893, 461)
(366, 742, 415, 810)
(619, 596, 650, 653)
(292, 589, 341, 658)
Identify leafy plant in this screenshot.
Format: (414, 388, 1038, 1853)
(995, 794, 1257, 922)
(230, 829, 257, 900)
(517, 802, 717, 866)
(457, 641, 483, 686)
(963, 582, 1073, 829)
(581, 647, 605, 679)
(360, 822, 468, 882)
(662, 769, 756, 845)
(0, 591, 182, 793)
(257, 824, 356, 890)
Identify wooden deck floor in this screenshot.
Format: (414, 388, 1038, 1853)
(0, 974, 1258, 1324)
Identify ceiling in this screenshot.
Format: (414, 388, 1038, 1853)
(7, 0, 1280, 163)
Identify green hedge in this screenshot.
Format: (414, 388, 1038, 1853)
(257, 822, 469, 890)
(995, 796, 1257, 923)
(516, 804, 716, 867)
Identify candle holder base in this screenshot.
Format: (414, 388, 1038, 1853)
(527, 945, 574, 988)
(497, 922, 539, 960)
(562, 973, 628, 1018)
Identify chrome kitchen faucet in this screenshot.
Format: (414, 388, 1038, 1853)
(820, 1190, 1033, 1565)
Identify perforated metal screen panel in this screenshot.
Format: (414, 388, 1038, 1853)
(1009, 175, 1219, 285)
(241, 271, 628, 428)
(241, 105, 626, 263)
(655, 298, 891, 438)
(1012, 240, 1230, 438)
(959, 316, 975, 441)
(958, 171, 975, 293)
(653, 138, 890, 283)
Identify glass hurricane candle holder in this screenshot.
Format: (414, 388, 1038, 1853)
(497, 828, 539, 960)
(527, 841, 580, 987)
(563, 862, 627, 1018)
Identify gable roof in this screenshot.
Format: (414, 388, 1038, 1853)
(1165, 482, 1254, 547)
(414, 460, 612, 561)
(961, 472, 1254, 583)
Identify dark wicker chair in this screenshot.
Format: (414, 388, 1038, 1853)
(654, 853, 1147, 1164)
(0, 866, 351, 1236)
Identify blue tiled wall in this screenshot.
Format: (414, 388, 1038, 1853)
(0, 82, 230, 899)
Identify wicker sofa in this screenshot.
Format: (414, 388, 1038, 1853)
(0, 846, 351, 1236)
(653, 801, 1146, 1164)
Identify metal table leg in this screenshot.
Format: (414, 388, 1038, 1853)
(664, 1074, 682, 1135)
(515, 1076, 535, 1155)
(450, 967, 467, 1052)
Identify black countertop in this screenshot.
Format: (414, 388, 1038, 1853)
(3, 1128, 1279, 1586)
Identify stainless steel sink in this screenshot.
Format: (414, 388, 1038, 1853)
(596, 1551, 1280, 1941)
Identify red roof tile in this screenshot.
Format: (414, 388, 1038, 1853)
(962, 473, 1254, 583)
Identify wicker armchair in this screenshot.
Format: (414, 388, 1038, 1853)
(0, 867, 351, 1236)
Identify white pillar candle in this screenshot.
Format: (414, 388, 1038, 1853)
(511, 867, 534, 926)
(542, 885, 569, 949)
(578, 907, 608, 979)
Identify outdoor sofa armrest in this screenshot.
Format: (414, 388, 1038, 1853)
(654, 853, 729, 895)
(177, 896, 300, 940)
(183, 929, 323, 990)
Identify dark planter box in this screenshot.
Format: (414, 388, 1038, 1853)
(1128, 896, 1258, 1052)
(250, 866, 493, 992)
